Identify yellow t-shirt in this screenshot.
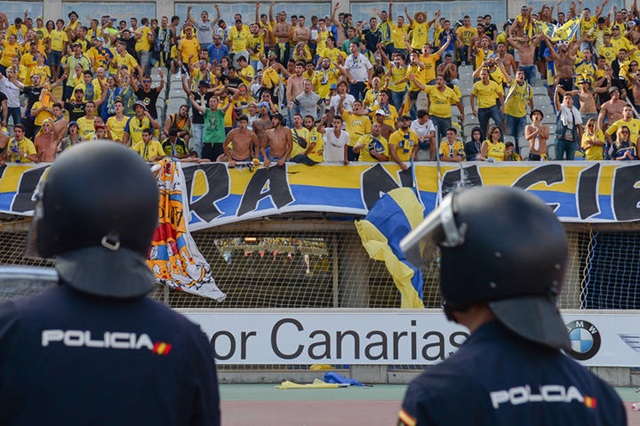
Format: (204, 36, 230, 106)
(106, 115, 129, 143)
(229, 26, 251, 53)
(319, 47, 346, 64)
(0, 41, 20, 68)
(456, 26, 477, 46)
(504, 80, 532, 118)
(389, 129, 418, 161)
(581, 129, 605, 160)
(438, 139, 465, 159)
(135, 26, 153, 52)
(484, 140, 506, 161)
(48, 29, 68, 52)
(132, 139, 165, 160)
(389, 23, 409, 48)
(425, 85, 460, 118)
(113, 52, 139, 70)
(343, 111, 372, 146)
(472, 80, 502, 109)
(247, 33, 265, 60)
(406, 63, 427, 92)
(307, 128, 325, 163)
(77, 116, 97, 140)
(125, 116, 154, 147)
(290, 126, 310, 158)
(312, 68, 340, 98)
(606, 118, 640, 144)
(420, 53, 440, 84)
(388, 65, 407, 92)
(410, 21, 431, 49)
(5, 137, 36, 163)
(179, 38, 201, 65)
(30, 101, 54, 126)
(598, 45, 617, 64)
(356, 134, 389, 162)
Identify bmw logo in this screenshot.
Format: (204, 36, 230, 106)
(565, 320, 601, 361)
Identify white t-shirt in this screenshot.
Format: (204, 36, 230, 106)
(0, 79, 22, 108)
(330, 93, 355, 115)
(323, 128, 350, 162)
(344, 53, 373, 83)
(411, 118, 436, 141)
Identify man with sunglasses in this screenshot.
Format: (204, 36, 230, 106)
(132, 70, 165, 120)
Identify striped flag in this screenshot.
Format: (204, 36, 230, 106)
(355, 188, 425, 308)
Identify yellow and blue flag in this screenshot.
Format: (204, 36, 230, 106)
(355, 188, 425, 308)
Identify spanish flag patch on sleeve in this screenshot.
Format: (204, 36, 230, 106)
(398, 408, 417, 426)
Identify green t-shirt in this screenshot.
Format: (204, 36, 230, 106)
(203, 109, 226, 145)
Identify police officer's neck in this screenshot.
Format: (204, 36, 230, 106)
(452, 304, 497, 333)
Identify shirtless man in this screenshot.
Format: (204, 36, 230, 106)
(264, 112, 292, 168)
(508, 33, 544, 84)
(51, 102, 68, 144)
(253, 102, 272, 149)
(598, 86, 627, 131)
(496, 41, 517, 77)
(292, 15, 311, 44)
(544, 36, 582, 92)
(273, 10, 292, 65)
(287, 61, 306, 110)
(559, 80, 609, 123)
(525, 109, 549, 161)
(34, 119, 57, 162)
(222, 115, 259, 167)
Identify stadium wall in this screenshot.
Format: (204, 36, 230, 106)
(4, 0, 627, 29)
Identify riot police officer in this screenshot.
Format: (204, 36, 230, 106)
(398, 186, 625, 425)
(0, 142, 220, 425)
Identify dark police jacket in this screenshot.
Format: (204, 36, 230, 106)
(399, 321, 625, 426)
(0, 285, 220, 426)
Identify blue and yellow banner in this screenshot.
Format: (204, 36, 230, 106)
(1, 161, 640, 225)
(355, 188, 425, 308)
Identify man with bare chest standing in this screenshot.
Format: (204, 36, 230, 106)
(508, 33, 544, 85)
(222, 115, 259, 167)
(264, 112, 292, 168)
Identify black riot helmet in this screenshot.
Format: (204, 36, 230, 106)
(401, 186, 570, 350)
(27, 141, 159, 298)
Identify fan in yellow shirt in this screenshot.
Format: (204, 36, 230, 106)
(132, 128, 165, 161)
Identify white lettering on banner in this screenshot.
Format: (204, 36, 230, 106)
(184, 311, 640, 366)
(42, 329, 155, 350)
(490, 385, 585, 409)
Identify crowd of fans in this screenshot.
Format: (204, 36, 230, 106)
(0, 0, 639, 167)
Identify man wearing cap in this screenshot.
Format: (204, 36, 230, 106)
(86, 36, 113, 73)
(399, 187, 625, 426)
(123, 101, 160, 147)
(0, 142, 221, 425)
(388, 115, 418, 170)
(374, 108, 395, 140)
